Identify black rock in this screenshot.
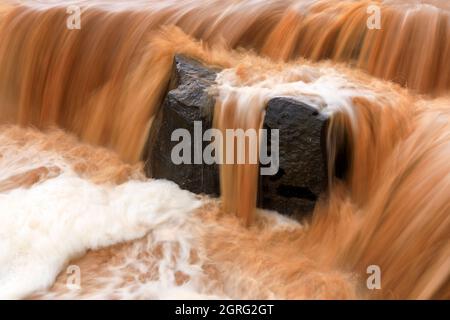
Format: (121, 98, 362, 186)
(144, 54, 337, 217)
(259, 97, 330, 217)
(144, 54, 221, 196)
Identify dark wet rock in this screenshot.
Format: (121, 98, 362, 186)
(144, 54, 335, 217)
(259, 97, 329, 217)
(144, 54, 220, 196)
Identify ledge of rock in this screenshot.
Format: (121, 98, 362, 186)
(144, 54, 336, 217)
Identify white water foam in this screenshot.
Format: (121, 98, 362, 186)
(0, 172, 202, 299)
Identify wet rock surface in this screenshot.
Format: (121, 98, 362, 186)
(259, 97, 329, 216)
(144, 55, 220, 196)
(145, 54, 331, 216)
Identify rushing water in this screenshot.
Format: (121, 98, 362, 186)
(0, 0, 448, 299)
